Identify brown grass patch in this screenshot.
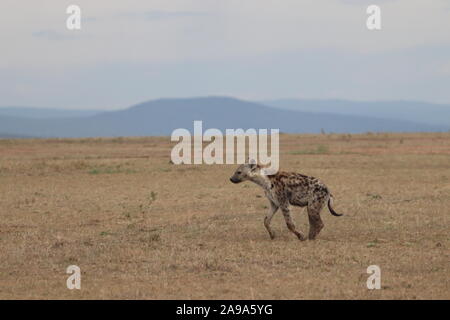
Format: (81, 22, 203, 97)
(0, 133, 449, 299)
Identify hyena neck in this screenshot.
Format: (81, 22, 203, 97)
(249, 170, 272, 191)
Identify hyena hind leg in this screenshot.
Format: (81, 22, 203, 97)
(281, 206, 307, 241)
(307, 201, 325, 240)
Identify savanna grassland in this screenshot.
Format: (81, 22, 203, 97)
(0, 133, 449, 299)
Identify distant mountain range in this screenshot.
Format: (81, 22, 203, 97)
(0, 97, 448, 138)
(261, 99, 450, 127)
(0, 107, 102, 119)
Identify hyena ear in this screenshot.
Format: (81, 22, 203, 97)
(249, 158, 257, 169)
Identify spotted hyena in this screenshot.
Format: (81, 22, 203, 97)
(230, 161, 343, 240)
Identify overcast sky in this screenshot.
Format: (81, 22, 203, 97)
(1, 0, 449, 109)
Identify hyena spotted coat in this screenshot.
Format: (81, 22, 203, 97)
(230, 162, 343, 240)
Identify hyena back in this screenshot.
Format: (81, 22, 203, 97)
(230, 162, 343, 240)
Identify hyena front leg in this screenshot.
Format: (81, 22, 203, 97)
(281, 204, 307, 241)
(264, 201, 278, 239)
(307, 200, 325, 240)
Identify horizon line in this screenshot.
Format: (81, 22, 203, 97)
(1, 96, 450, 111)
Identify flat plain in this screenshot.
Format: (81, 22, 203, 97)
(0, 133, 449, 299)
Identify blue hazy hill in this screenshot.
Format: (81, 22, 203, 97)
(0, 97, 447, 138)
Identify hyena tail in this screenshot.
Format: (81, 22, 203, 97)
(328, 195, 343, 217)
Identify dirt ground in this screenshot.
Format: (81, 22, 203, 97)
(0, 132, 449, 299)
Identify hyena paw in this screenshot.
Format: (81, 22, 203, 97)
(296, 233, 307, 241)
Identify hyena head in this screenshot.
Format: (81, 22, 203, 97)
(230, 161, 258, 184)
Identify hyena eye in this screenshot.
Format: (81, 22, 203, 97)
(237, 171, 242, 174)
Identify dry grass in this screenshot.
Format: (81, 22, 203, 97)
(0, 132, 449, 299)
